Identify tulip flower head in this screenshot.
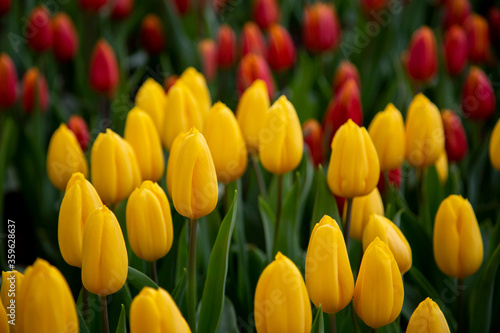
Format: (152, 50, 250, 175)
(1, 270, 24, 310)
(253, 0, 279, 30)
(407, 297, 450, 333)
(434, 150, 448, 184)
(135, 77, 166, 133)
(489, 7, 500, 44)
(79, 0, 107, 12)
(22, 67, 49, 113)
(443, 25, 468, 76)
(89, 39, 120, 96)
(68, 115, 91, 151)
(111, 0, 134, 19)
(343, 187, 384, 240)
(461, 66, 495, 120)
(0, 53, 18, 109)
(443, 0, 470, 28)
(179, 67, 212, 116)
(27, 6, 53, 53)
(198, 39, 218, 82)
(441, 110, 468, 162)
(332, 60, 360, 96)
(51, 13, 79, 62)
(464, 14, 490, 63)
(490, 118, 500, 171)
(217, 24, 236, 68)
(0, 0, 11, 16)
(405, 26, 438, 82)
(241, 22, 267, 57)
(302, 119, 324, 167)
(140, 14, 166, 55)
(303, 3, 341, 53)
(167, 131, 187, 198)
(172, 0, 190, 15)
(237, 53, 275, 99)
(0, 298, 8, 333)
(267, 24, 296, 71)
(361, 0, 389, 13)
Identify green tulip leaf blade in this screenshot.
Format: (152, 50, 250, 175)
(258, 196, 275, 262)
(310, 305, 324, 333)
(115, 304, 127, 333)
(127, 266, 158, 292)
(310, 165, 342, 233)
(76, 306, 90, 333)
(215, 297, 239, 333)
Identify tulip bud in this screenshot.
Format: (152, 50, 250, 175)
(22, 67, 49, 113)
(91, 128, 141, 204)
(162, 81, 204, 150)
(179, 67, 212, 116)
(217, 24, 236, 68)
(0, 0, 11, 16)
(332, 60, 360, 96)
(444, 25, 468, 76)
(322, 79, 363, 146)
(79, 0, 107, 12)
(198, 39, 218, 82)
(140, 14, 165, 55)
(27, 6, 52, 53)
(1, 270, 23, 310)
(303, 119, 324, 167)
(361, 0, 388, 13)
(237, 53, 275, 99)
(166, 131, 187, 198)
(82, 206, 128, 295)
(0, 53, 17, 109)
(17, 258, 78, 332)
(368, 103, 406, 172)
(407, 297, 450, 333)
(328, 119, 380, 198)
(112, 0, 134, 20)
(127, 181, 173, 261)
(441, 109, 468, 162)
(58, 172, 103, 267)
(241, 22, 266, 57)
(433, 195, 483, 278)
(461, 66, 495, 120)
(89, 39, 119, 95)
(253, 0, 279, 30)
(135, 78, 166, 133)
(267, 24, 296, 71)
(204, 102, 247, 183)
(362, 214, 412, 274)
(164, 74, 178, 93)
(377, 167, 401, 194)
(405, 93, 444, 168)
(490, 118, 500, 171)
(173, 128, 218, 219)
(443, 0, 471, 28)
(47, 124, 88, 191)
(303, 3, 341, 53)
(435, 150, 448, 184)
(51, 13, 78, 62)
(259, 95, 303, 175)
(464, 14, 490, 63)
(0, 298, 8, 333)
(130, 287, 191, 333)
(405, 26, 438, 82)
(353, 238, 404, 329)
(124, 107, 165, 181)
(489, 7, 500, 44)
(343, 188, 384, 240)
(305, 215, 354, 314)
(171, 0, 190, 15)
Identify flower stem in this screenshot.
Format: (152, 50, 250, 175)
(329, 313, 337, 333)
(251, 154, 267, 197)
(272, 175, 283, 254)
(458, 278, 464, 333)
(344, 198, 353, 249)
(100, 295, 109, 333)
(371, 329, 377, 333)
(81, 285, 89, 322)
(188, 219, 198, 332)
(149, 260, 158, 285)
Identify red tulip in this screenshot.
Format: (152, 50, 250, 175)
(217, 24, 236, 68)
(441, 109, 468, 162)
(241, 22, 266, 57)
(163, 75, 178, 93)
(443, 0, 471, 29)
(198, 39, 218, 82)
(303, 3, 341, 53)
(112, 0, 134, 19)
(79, 0, 107, 12)
(51, 13, 78, 62)
(0, 53, 17, 109)
(303, 119, 324, 167)
(237, 53, 275, 99)
(140, 14, 165, 55)
(0, 0, 11, 16)
(377, 168, 402, 194)
(332, 60, 360, 96)
(267, 24, 296, 71)
(89, 39, 119, 95)
(171, 0, 190, 15)
(22, 67, 49, 113)
(27, 6, 52, 53)
(335, 195, 345, 213)
(443, 25, 467, 76)
(68, 115, 91, 151)
(253, 0, 279, 30)
(462, 66, 495, 120)
(405, 26, 438, 82)
(489, 7, 500, 44)
(464, 14, 491, 63)
(360, 0, 388, 13)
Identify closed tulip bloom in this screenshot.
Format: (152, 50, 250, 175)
(343, 188, 384, 240)
(91, 129, 141, 204)
(0, 53, 17, 109)
(489, 7, 500, 44)
(0, 301, 8, 333)
(237, 53, 275, 99)
(236, 80, 270, 153)
(127, 181, 173, 261)
(51, 13, 79, 62)
(22, 67, 49, 113)
(490, 119, 500, 170)
(135, 78, 166, 133)
(406, 26, 438, 82)
(377, 168, 401, 194)
(124, 107, 165, 181)
(462, 66, 495, 120)
(166, 131, 187, 198)
(303, 119, 324, 167)
(253, 0, 279, 30)
(435, 150, 448, 184)
(0, 0, 11, 16)
(47, 124, 88, 191)
(179, 67, 212, 116)
(204, 102, 248, 183)
(407, 298, 450, 333)
(171, 0, 190, 15)
(267, 24, 296, 71)
(254, 252, 311, 332)
(58, 172, 102, 267)
(241, 22, 266, 57)
(68, 115, 90, 151)
(79, 0, 107, 12)
(433, 195, 483, 278)
(328, 119, 380, 198)
(405, 94, 444, 168)
(89, 39, 119, 95)
(259, 96, 303, 175)
(332, 60, 360, 95)
(368, 103, 406, 171)
(443, 0, 471, 28)
(111, 0, 134, 19)
(361, 0, 388, 12)
(363, 214, 412, 274)
(354, 238, 404, 329)
(1, 270, 24, 310)
(27, 6, 52, 53)
(140, 14, 165, 55)
(303, 3, 341, 53)
(17, 258, 78, 332)
(172, 128, 218, 220)
(198, 39, 218, 82)
(217, 24, 236, 68)
(444, 25, 468, 76)
(305, 215, 354, 314)
(441, 110, 467, 162)
(464, 14, 490, 63)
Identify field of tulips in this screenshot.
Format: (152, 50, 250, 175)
(1, 0, 500, 332)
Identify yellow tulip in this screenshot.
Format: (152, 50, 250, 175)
(17, 258, 78, 333)
(405, 93, 444, 168)
(81, 206, 128, 296)
(91, 128, 141, 204)
(362, 214, 412, 274)
(353, 238, 404, 329)
(179, 67, 211, 116)
(127, 181, 173, 261)
(328, 119, 380, 198)
(204, 102, 248, 183)
(305, 215, 354, 314)
(47, 124, 88, 191)
(489, 118, 500, 170)
(406, 297, 450, 333)
(343, 188, 384, 240)
(166, 131, 187, 198)
(124, 107, 165, 182)
(1, 270, 24, 318)
(435, 150, 448, 184)
(368, 103, 406, 171)
(162, 81, 204, 150)
(259, 95, 303, 175)
(172, 128, 218, 220)
(135, 78, 166, 133)
(236, 79, 270, 153)
(0, 300, 8, 333)
(130, 287, 191, 333)
(433, 195, 483, 279)
(254, 252, 312, 333)
(58, 172, 103, 267)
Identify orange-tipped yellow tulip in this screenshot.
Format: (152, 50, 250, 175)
(179, 67, 211, 116)
(135, 78, 166, 133)
(489, 118, 500, 170)
(343, 188, 384, 241)
(435, 150, 448, 184)
(407, 297, 450, 333)
(166, 131, 187, 198)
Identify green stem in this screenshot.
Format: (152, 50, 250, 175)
(82, 285, 89, 322)
(371, 329, 377, 333)
(457, 278, 464, 333)
(149, 260, 158, 285)
(251, 154, 267, 197)
(272, 175, 283, 254)
(344, 198, 353, 249)
(188, 219, 198, 332)
(100, 295, 109, 333)
(351, 303, 360, 333)
(329, 313, 337, 333)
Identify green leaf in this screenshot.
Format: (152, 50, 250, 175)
(115, 305, 127, 333)
(258, 196, 275, 262)
(172, 268, 187, 306)
(311, 305, 324, 333)
(127, 267, 158, 292)
(216, 297, 239, 333)
(310, 165, 341, 232)
(77, 307, 90, 333)
(198, 191, 239, 333)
